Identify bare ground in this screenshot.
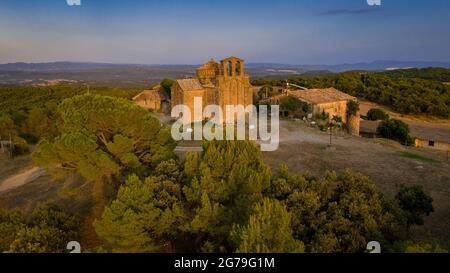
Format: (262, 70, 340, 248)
(360, 100, 450, 141)
(0, 153, 35, 182)
(0, 167, 45, 193)
(263, 119, 450, 247)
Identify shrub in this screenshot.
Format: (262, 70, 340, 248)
(395, 185, 434, 227)
(346, 100, 360, 117)
(160, 79, 174, 99)
(315, 111, 329, 121)
(12, 136, 29, 155)
(280, 97, 311, 118)
(19, 133, 39, 144)
(367, 108, 389, 121)
(377, 119, 413, 145)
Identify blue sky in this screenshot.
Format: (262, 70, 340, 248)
(0, 0, 449, 64)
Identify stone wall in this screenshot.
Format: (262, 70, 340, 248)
(415, 138, 450, 151)
(347, 112, 361, 136)
(134, 99, 161, 111)
(312, 100, 360, 136)
(313, 101, 348, 123)
(171, 57, 253, 124)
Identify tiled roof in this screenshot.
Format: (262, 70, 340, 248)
(176, 78, 205, 92)
(133, 87, 168, 102)
(289, 88, 356, 104)
(360, 120, 380, 133)
(410, 125, 450, 143)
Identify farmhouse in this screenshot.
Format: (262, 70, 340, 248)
(171, 56, 253, 123)
(133, 85, 170, 113)
(291, 88, 360, 135)
(261, 87, 360, 135)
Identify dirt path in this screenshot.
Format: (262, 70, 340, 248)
(359, 100, 450, 148)
(0, 167, 45, 193)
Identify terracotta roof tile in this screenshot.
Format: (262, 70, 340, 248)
(176, 79, 204, 92)
(289, 88, 356, 104)
(133, 87, 167, 102)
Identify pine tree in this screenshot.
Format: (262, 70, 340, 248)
(231, 198, 304, 253)
(183, 140, 272, 252)
(33, 94, 176, 248)
(94, 160, 187, 252)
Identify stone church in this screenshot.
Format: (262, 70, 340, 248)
(171, 56, 253, 123)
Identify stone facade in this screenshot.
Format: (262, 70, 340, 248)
(171, 57, 253, 123)
(133, 85, 170, 113)
(259, 87, 361, 136)
(297, 89, 360, 136)
(312, 101, 350, 123)
(414, 138, 450, 151)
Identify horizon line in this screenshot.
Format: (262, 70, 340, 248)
(2, 59, 450, 67)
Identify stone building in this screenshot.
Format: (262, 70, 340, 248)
(414, 138, 449, 151)
(133, 85, 170, 113)
(171, 57, 253, 123)
(360, 120, 380, 138)
(291, 88, 360, 136)
(261, 87, 360, 136)
(413, 130, 450, 152)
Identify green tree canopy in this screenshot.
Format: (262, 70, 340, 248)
(0, 114, 15, 139)
(161, 79, 175, 99)
(95, 140, 272, 253)
(346, 100, 360, 117)
(367, 108, 389, 121)
(23, 104, 59, 142)
(269, 167, 393, 253)
(231, 198, 304, 253)
(251, 68, 450, 118)
(1, 204, 80, 253)
(33, 94, 176, 182)
(94, 160, 186, 253)
(279, 96, 311, 118)
(377, 119, 413, 145)
(183, 141, 272, 252)
(94, 141, 414, 253)
(0, 209, 25, 252)
(32, 94, 176, 248)
(395, 185, 434, 227)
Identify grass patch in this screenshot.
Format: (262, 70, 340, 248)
(312, 143, 328, 151)
(396, 151, 437, 163)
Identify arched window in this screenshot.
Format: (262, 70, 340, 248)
(227, 61, 233, 77)
(235, 60, 241, 76)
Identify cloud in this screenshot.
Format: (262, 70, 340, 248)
(318, 8, 381, 16)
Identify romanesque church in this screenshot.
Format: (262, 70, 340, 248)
(171, 56, 253, 122)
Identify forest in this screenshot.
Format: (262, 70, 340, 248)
(0, 88, 443, 253)
(252, 68, 450, 118)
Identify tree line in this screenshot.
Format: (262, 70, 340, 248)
(0, 84, 142, 155)
(252, 68, 450, 118)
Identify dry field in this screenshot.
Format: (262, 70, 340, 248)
(263, 119, 450, 247)
(359, 100, 450, 142)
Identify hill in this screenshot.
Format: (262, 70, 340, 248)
(2, 60, 450, 87)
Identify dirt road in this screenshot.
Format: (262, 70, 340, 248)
(0, 167, 45, 193)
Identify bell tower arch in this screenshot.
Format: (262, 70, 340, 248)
(220, 56, 245, 78)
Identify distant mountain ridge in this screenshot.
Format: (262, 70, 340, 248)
(248, 60, 450, 72)
(1, 60, 450, 73)
(0, 62, 140, 71)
